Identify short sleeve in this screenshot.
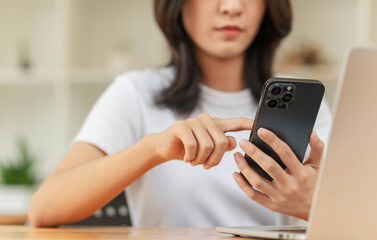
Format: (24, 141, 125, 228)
(72, 74, 144, 155)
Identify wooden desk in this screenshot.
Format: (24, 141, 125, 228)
(0, 216, 28, 225)
(0, 225, 252, 239)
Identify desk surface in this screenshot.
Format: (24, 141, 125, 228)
(0, 216, 28, 225)
(0, 225, 253, 240)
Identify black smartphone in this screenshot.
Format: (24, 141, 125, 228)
(245, 77, 325, 181)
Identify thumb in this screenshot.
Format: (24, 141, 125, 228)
(226, 136, 237, 151)
(305, 131, 325, 168)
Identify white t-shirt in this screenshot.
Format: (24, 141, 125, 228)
(73, 67, 332, 228)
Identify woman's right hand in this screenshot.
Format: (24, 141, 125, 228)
(150, 113, 253, 169)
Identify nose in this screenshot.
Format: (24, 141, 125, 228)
(219, 0, 243, 17)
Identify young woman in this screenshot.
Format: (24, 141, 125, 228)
(29, 0, 332, 228)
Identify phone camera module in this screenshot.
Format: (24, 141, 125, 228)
(266, 98, 279, 109)
(281, 93, 293, 103)
(270, 86, 282, 96)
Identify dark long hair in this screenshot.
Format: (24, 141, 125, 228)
(154, 0, 292, 115)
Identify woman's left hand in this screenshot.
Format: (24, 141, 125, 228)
(233, 128, 324, 221)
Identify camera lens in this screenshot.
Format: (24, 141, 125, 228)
(266, 98, 278, 109)
(270, 86, 282, 96)
(281, 93, 293, 103)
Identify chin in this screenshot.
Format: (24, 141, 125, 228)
(211, 47, 245, 60)
(206, 41, 248, 60)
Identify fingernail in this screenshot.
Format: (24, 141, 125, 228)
(239, 139, 249, 148)
(203, 164, 210, 170)
(258, 128, 269, 138)
(234, 152, 241, 163)
(233, 172, 240, 181)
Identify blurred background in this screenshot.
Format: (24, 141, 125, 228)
(0, 0, 376, 224)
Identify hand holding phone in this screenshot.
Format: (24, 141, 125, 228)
(245, 77, 324, 181)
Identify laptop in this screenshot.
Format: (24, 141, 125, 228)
(216, 46, 377, 239)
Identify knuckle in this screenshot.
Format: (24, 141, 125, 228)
(281, 148, 291, 159)
(186, 142, 197, 152)
(298, 171, 309, 182)
(185, 118, 193, 124)
(285, 184, 299, 196)
(218, 138, 229, 150)
(188, 118, 199, 125)
(213, 117, 224, 129)
(246, 189, 256, 200)
(252, 179, 264, 189)
(240, 117, 250, 123)
(175, 120, 185, 128)
(264, 163, 276, 173)
(238, 158, 248, 170)
(244, 117, 254, 126)
(203, 142, 214, 151)
(247, 144, 257, 156)
(198, 113, 211, 120)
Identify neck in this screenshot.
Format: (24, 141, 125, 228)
(195, 49, 246, 92)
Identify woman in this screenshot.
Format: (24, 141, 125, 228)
(29, 0, 332, 228)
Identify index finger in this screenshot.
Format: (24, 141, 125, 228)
(215, 117, 254, 132)
(257, 128, 303, 175)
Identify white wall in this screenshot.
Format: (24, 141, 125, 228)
(0, 0, 56, 73)
(372, 0, 377, 43)
(68, 0, 169, 71)
(0, 0, 169, 74)
(276, 0, 359, 67)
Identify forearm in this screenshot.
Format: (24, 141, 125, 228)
(29, 134, 162, 227)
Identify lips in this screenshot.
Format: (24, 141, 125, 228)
(217, 25, 242, 38)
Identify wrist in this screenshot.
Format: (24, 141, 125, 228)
(142, 134, 167, 166)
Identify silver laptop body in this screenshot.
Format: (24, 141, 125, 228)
(216, 46, 377, 239)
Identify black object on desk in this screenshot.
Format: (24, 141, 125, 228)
(68, 192, 132, 226)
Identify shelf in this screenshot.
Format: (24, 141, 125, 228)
(66, 69, 116, 85)
(274, 64, 340, 83)
(0, 69, 117, 86)
(0, 78, 54, 87)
